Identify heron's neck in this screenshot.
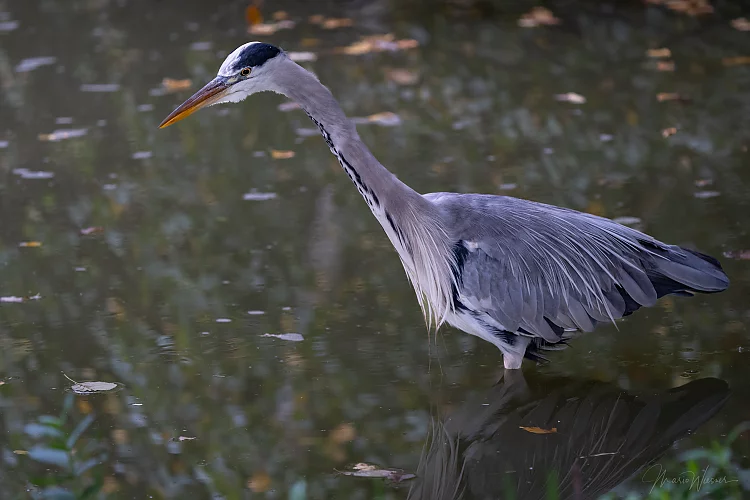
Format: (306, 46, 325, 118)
(273, 59, 457, 327)
(272, 59, 425, 212)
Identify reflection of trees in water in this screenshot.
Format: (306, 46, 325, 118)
(410, 372, 729, 500)
(0, 0, 747, 497)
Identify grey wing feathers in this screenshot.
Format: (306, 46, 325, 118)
(428, 193, 729, 342)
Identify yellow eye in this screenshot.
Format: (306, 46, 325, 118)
(240, 67, 251, 77)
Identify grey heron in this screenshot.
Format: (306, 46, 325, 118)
(160, 42, 729, 369)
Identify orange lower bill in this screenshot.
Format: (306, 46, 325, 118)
(159, 77, 229, 128)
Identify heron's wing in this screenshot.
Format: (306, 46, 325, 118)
(427, 193, 728, 341)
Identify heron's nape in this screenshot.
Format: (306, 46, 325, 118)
(159, 41, 730, 369)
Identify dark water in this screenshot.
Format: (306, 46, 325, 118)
(1, 0, 749, 498)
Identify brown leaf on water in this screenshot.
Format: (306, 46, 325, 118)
(731, 18, 750, 31)
(330, 423, 356, 444)
(308, 14, 325, 24)
(518, 7, 561, 28)
(248, 471, 271, 492)
(337, 34, 419, 56)
(248, 19, 295, 36)
(365, 112, 401, 126)
(270, 149, 295, 159)
(272, 11, 288, 21)
(19, 241, 41, 247)
(722, 56, 750, 67)
(519, 426, 558, 434)
(657, 92, 682, 102)
(38, 128, 88, 142)
(245, 5, 263, 26)
(647, 47, 672, 58)
(656, 60, 675, 71)
(81, 226, 104, 235)
(162, 78, 192, 92)
(384, 68, 420, 85)
(338, 463, 416, 482)
(662, 127, 678, 138)
(322, 17, 354, 29)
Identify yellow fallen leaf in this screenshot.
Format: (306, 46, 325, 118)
(162, 78, 192, 92)
(13, 450, 28, 455)
(647, 48, 671, 58)
(731, 18, 750, 31)
(366, 111, 401, 126)
(248, 471, 271, 492)
(518, 7, 561, 28)
(385, 68, 419, 85)
(337, 34, 419, 56)
(19, 241, 41, 247)
(245, 5, 263, 26)
(722, 56, 750, 67)
(657, 92, 681, 102)
(519, 426, 558, 434)
(248, 23, 277, 35)
(662, 127, 678, 138)
(322, 17, 353, 29)
(270, 149, 295, 159)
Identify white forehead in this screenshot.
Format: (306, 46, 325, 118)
(218, 41, 259, 77)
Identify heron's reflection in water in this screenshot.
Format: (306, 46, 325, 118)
(408, 371, 729, 500)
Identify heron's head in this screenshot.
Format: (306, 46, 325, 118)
(159, 41, 285, 128)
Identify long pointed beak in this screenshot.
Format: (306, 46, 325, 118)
(159, 77, 230, 128)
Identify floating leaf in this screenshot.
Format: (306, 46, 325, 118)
(338, 34, 419, 56)
(518, 7, 561, 28)
(723, 250, 750, 260)
(662, 127, 677, 138)
(80, 83, 120, 93)
(308, 14, 325, 24)
(261, 333, 304, 342)
(162, 78, 192, 92)
(656, 60, 675, 71)
(80, 227, 104, 235)
(330, 423, 356, 443)
(555, 92, 586, 104)
(248, 20, 295, 36)
(178, 436, 196, 441)
(70, 382, 118, 394)
(338, 463, 416, 482)
(384, 68, 419, 85)
(657, 92, 684, 102)
(38, 128, 88, 142)
(322, 18, 353, 29)
(248, 471, 271, 492)
(19, 241, 42, 247)
(722, 56, 750, 67)
(288, 51, 318, 62)
(646, 48, 671, 58)
(731, 18, 750, 31)
(13, 450, 28, 455)
(613, 216, 642, 226)
(270, 149, 295, 159)
(353, 112, 402, 127)
(694, 190, 720, 199)
(15, 56, 56, 73)
(272, 11, 288, 21)
(246, 5, 263, 25)
(243, 191, 277, 201)
(519, 426, 558, 434)
(12, 168, 54, 179)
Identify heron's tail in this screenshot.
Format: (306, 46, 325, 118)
(639, 239, 729, 304)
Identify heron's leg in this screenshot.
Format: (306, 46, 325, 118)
(500, 335, 531, 369)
